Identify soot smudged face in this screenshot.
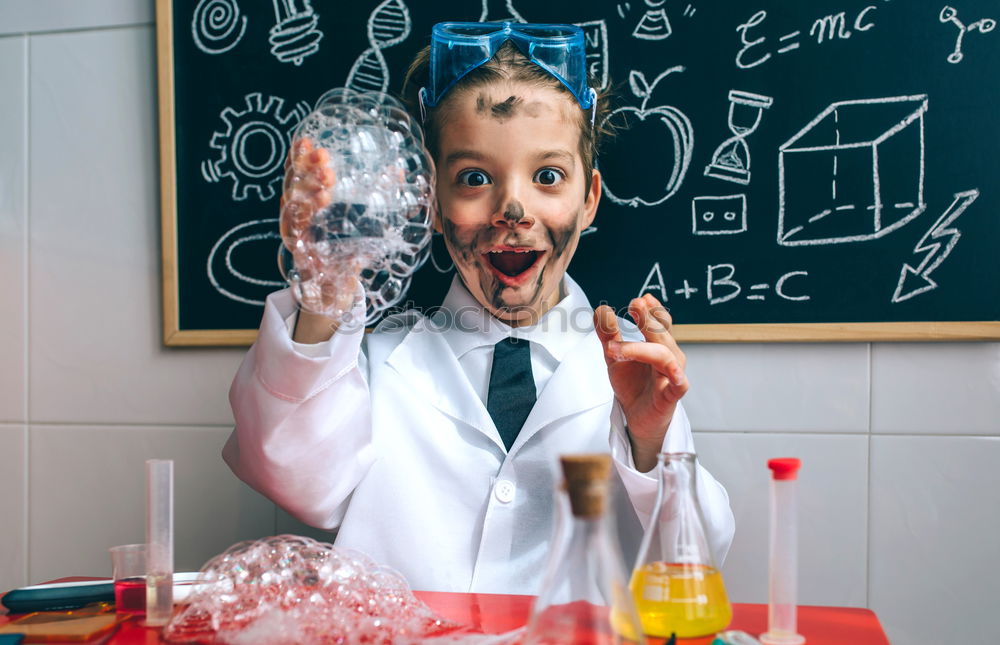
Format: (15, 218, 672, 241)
(436, 83, 601, 326)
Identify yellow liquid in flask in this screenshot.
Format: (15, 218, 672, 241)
(630, 562, 732, 638)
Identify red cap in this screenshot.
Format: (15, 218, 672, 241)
(767, 458, 801, 480)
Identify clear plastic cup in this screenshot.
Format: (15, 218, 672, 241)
(109, 543, 146, 615)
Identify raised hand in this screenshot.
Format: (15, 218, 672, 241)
(280, 138, 360, 334)
(594, 294, 689, 472)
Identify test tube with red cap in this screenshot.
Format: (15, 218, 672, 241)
(760, 458, 806, 645)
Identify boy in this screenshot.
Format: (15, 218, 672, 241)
(224, 22, 734, 593)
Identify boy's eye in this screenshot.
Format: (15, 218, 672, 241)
(458, 169, 492, 187)
(534, 168, 564, 186)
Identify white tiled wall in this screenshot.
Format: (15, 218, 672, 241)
(1, 4, 998, 645)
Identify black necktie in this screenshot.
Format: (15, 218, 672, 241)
(486, 337, 536, 451)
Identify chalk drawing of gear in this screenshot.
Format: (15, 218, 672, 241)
(201, 92, 310, 201)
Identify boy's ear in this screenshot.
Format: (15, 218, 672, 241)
(432, 199, 443, 234)
(582, 168, 602, 228)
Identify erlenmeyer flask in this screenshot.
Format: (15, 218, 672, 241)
(524, 454, 645, 645)
(631, 452, 732, 639)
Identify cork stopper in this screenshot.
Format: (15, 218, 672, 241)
(560, 454, 612, 518)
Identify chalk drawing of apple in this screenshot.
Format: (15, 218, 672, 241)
(600, 66, 694, 208)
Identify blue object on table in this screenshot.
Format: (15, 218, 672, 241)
(0, 580, 114, 613)
(0, 634, 26, 644)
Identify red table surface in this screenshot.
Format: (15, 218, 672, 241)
(1, 579, 890, 644)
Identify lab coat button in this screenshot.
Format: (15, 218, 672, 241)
(494, 480, 516, 503)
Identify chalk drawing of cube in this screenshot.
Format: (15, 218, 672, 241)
(777, 95, 927, 246)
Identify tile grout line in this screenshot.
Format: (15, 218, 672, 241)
(0, 22, 154, 39)
(22, 32, 30, 587)
(865, 342, 873, 611)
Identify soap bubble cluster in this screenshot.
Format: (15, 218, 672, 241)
(165, 535, 461, 645)
(278, 88, 435, 325)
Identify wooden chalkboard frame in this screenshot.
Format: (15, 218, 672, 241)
(156, 0, 1000, 345)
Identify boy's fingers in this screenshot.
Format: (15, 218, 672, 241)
(629, 296, 672, 347)
(594, 306, 623, 366)
(606, 341, 688, 387)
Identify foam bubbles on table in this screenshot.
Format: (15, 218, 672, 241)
(164, 535, 460, 644)
(278, 88, 434, 325)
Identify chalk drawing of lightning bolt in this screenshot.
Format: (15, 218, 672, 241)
(892, 189, 979, 303)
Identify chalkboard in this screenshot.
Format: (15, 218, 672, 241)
(157, 0, 1000, 345)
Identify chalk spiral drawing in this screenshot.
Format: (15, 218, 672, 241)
(778, 95, 928, 247)
(691, 195, 747, 236)
(191, 0, 247, 55)
(207, 219, 285, 306)
(346, 0, 411, 93)
(602, 67, 694, 208)
(201, 93, 310, 202)
(704, 90, 773, 185)
(892, 189, 979, 303)
(479, 0, 526, 22)
(939, 6, 996, 64)
(269, 0, 323, 66)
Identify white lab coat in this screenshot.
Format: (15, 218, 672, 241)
(224, 276, 735, 594)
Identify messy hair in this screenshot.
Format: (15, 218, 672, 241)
(401, 41, 613, 193)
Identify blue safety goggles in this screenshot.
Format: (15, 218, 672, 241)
(419, 22, 596, 114)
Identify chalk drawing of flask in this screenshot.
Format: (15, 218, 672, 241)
(479, 0, 526, 23)
(269, 0, 323, 66)
(704, 90, 773, 185)
(347, 0, 412, 93)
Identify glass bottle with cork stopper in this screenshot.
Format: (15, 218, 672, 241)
(524, 454, 645, 645)
(631, 452, 732, 640)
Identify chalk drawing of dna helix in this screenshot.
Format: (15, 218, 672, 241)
(346, 0, 412, 93)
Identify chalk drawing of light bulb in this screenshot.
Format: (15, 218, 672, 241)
(940, 5, 996, 64)
(346, 0, 412, 93)
(479, 0, 526, 22)
(601, 66, 694, 208)
(192, 0, 248, 55)
(633, 0, 672, 40)
(201, 93, 311, 201)
(268, 0, 323, 66)
(704, 89, 773, 185)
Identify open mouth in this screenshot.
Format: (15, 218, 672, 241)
(484, 247, 544, 284)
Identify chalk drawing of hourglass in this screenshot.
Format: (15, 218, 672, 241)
(704, 90, 773, 185)
(346, 0, 412, 93)
(269, 0, 323, 66)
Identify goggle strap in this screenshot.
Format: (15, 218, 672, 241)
(418, 87, 429, 123)
(589, 88, 597, 128)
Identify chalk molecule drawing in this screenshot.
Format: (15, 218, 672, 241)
(939, 6, 996, 64)
(777, 95, 928, 246)
(191, 0, 247, 55)
(601, 67, 694, 208)
(692, 194, 747, 235)
(479, 0, 526, 22)
(201, 93, 311, 202)
(704, 90, 773, 185)
(269, 0, 323, 66)
(207, 219, 285, 306)
(346, 0, 412, 93)
(892, 189, 979, 303)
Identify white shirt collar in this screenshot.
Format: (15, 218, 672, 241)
(431, 274, 595, 364)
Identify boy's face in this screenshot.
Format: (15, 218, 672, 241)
(434, 82, 601, 326)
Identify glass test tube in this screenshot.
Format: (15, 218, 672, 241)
(145, 459, 174, 626)
(760, 458, 805, 645)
